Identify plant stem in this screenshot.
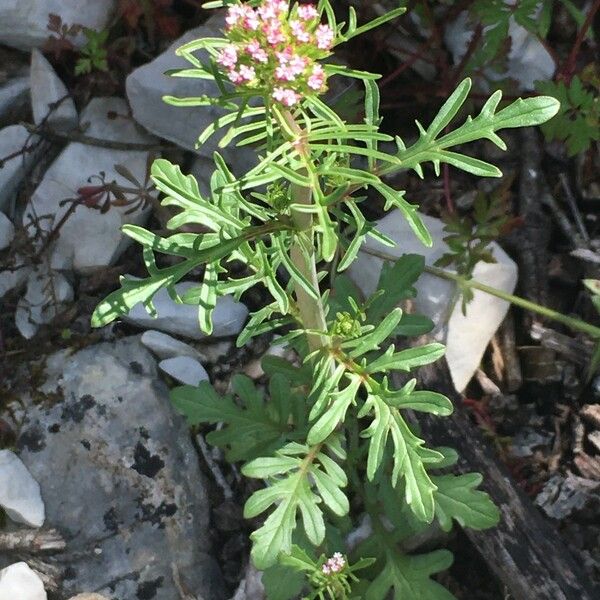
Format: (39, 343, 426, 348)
(361, 246, 600, 340)
(282, 110, 328, 352)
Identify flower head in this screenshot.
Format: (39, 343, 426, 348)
(315, 24, 334, 50)
(322, 552, 346, 575)
(308, 63, 325, 90)
(290, 19, 311, 43)
(217, 45, 238, 69)
(219, 1, 335, 106)
(297, 4, 319, 20)
(273, 86, 300, 106)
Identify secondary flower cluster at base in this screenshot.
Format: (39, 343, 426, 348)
(321, 552, 346, 575)
(216, 0, 335, 106)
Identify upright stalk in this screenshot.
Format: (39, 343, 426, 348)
(283, 110, 328, 352)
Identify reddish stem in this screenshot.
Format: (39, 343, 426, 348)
(559, 0, 600, 82)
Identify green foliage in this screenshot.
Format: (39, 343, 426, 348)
(92, 1, 558, 596)
(537, 69, 600, 155)
(396, 78, 559, 179)
(75, 27, 109, 75)
(436, 187, 510, 312)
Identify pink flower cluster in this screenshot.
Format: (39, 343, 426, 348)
(216, 1, 335, 107)
(321, 552, 346, 575)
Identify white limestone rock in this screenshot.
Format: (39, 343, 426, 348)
(0, 0, 116, 51)
(0, 563, 46, 600)
(23, 97, 156, 274)
(126, 17, 256, 173)
(16, 337, 225, 599)
(126, 23, 222, 157)
(159, 356, 210, 386)
(125, 282, 248, 340)
(0, 212, 15, 251)
(30, 49, 77, 129)
(444, 10, 554, 91)
(15, 267, 74, 339)
(141, 330, 206, 361)
(0, 125, 39, 214)
(348, 211, 518, 392)
(0, 450, 45, 527)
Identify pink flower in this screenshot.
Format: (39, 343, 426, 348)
(289, 54, 308, 75)
(227, 69, 244, 84)
(290, 19, 311, 43)
(217, 45, 238, 69)
(225, 5, 246, 28)
(246, 40, 269, 63)
(239, 64, 256, 81)
(315, 24, 334, 50)
(273, 87, 300, 106)
(297, 4, 319, 20)
(263, 20, 286, 45)
(276, 46, 294, 64)
(258, 0, 288, 20)
(308, 64, 325, 90)
(243, 8, 260, 31)
(322, 552, 346, 575)
(276, 64, 296, 81)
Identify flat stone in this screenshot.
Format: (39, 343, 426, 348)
(24, 97, 156, 274)
(15, 267, 74, 339)
(141, 330, 205, 361)
(159, 356, 210, 386)
(30, 49, 77, 129)
(126, 17, 256, 174)
(68, 595, 110, 600)
(0, 125, 39, 214)
(0, 0, 116, 51)
(125, 282, 248, 340)
(348, 211, 518, 392)
(0, 563, 46, 600)
(0, 450, 45, 527)
(15, 337, 225, 599)
(0, 212, 15, 251)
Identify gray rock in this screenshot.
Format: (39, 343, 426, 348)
(159, 356, 209, 386)
(126, 17, 256, 173)
(0, 125, 39, 214)
(30, 50, 77, 129)
(510, 427, 554, 458)
(15, 267, 74, 339)
(141, 330, 205, 361)
(15, 337, 225, 599)
(24, 97, 155, 274)
(125, 282, 248, 340)
(0, 259, 31, 300)
(0, 450, 45, 527)
(536, 474, 600, 520)
(0, 562, 46, 600)
(444, 11, 554, 91)
(348, 211, 518, 392)
(0, 212, 15, 251)
(0, 0, 116, 51)
(0, 72, 30, 125)
(126, 22, 223, 157)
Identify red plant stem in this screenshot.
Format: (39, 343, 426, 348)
(559, 0, 600, 82)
